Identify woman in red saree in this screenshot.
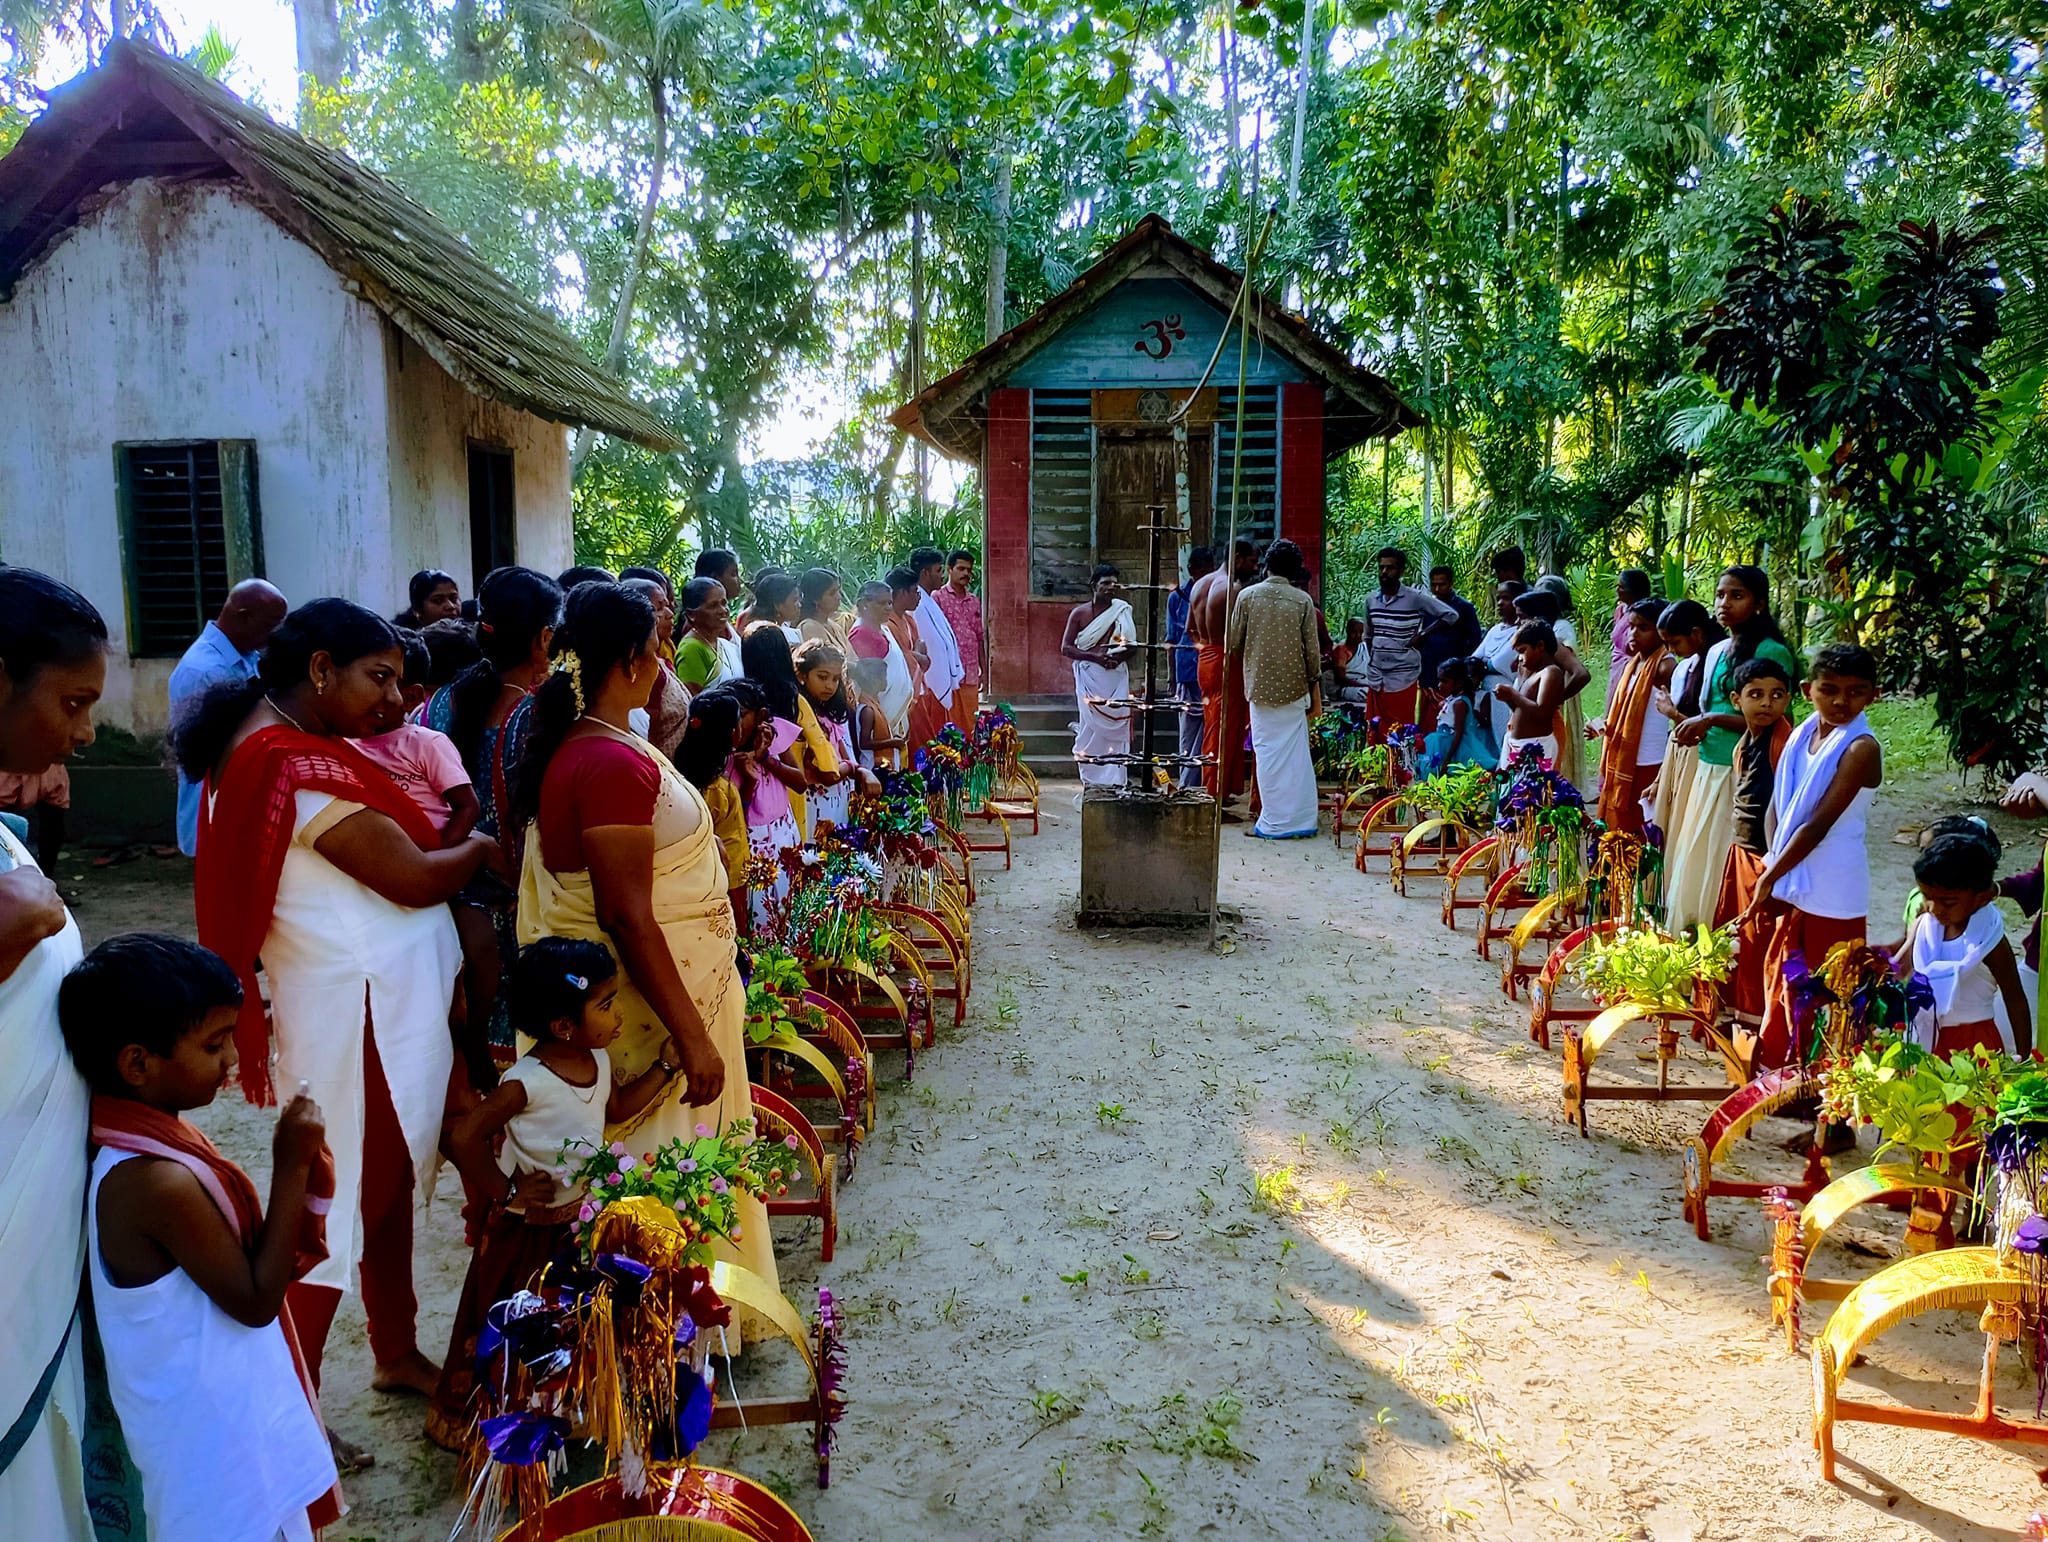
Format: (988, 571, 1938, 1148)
(175, 599, 503, 1466)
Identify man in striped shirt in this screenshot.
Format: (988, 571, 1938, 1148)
(1354, 546, 1457, 729)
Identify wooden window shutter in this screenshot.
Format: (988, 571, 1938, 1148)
(1028, 390, 1093, 597)
(1213, 387, 1279, 549)
(114, 439, 263, 659)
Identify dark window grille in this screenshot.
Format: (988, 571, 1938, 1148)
(115, 440, 259, 658)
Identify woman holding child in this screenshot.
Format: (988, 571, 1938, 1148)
(511, 582, 781, 1332)
(178, 599, 506, 1435)
(0, 569, 103, 1540)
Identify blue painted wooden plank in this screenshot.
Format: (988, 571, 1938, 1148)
(1004, 278, 1308, 388)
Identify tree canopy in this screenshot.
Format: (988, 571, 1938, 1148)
(6, 0, 2047, 760)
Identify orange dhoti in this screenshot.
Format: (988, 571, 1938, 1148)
(1756, 906, 1865, 1070)
(952, 682, 980, 730)
(1197, 642, 1246, 800)
(1712, 847, 1773, 1023)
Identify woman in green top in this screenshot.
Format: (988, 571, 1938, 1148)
(673, 577, 738, 696)
(1662, 565, 1796, 930)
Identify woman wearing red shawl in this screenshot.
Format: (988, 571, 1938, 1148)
(0, 569, 105, 1542)
(176, 599, 503, 1464)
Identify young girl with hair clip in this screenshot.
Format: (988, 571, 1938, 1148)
(1664, 568, 1796, 930)
(676, 680, 764, 932)
(1423, 656, 1497, 773)
(737, 627, 816, 922)
(794, 640, 873, 833)
(427, 936, 681, 1447)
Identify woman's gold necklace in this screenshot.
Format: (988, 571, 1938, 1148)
(265, 694, 316, 734)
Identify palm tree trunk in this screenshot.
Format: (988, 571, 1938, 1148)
(573, 71, 670, 474)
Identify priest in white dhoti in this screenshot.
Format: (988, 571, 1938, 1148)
(1225, 540, 1324, 838)
(910, 547, 964, 717)
(1061, 565, 1135, 787)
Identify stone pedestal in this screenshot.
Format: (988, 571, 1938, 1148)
(1077, 788, 1218, 927)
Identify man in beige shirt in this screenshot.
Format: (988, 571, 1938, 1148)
(1225, 540, 1323, 838)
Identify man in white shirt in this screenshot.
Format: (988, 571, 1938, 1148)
(167, 580, 287, 855)
(909, 546, 964, 716)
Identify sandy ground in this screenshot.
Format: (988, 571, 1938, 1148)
(57, 762, 2048, 1542)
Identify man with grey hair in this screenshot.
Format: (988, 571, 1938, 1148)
(167, 578, 287, 855)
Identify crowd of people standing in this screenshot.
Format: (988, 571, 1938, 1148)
(0, 543, 989, 1542)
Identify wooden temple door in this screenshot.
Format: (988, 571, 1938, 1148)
(1095, 428, 1211, 646)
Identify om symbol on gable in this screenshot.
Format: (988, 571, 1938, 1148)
(1134, 314, 1187, 361)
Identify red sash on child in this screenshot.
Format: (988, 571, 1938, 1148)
(89, 1097, 344, 1530)
(195, 723, 438, 1104)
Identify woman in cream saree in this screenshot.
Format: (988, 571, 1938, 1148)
(512, 582, 779, 1339)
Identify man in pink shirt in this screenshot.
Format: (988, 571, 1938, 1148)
(933, 549, 989, 726)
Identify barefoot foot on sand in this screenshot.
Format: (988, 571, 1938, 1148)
(372, 1349, 442, 1397)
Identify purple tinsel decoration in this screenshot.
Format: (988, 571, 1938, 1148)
(1986, 1121, 2047, 1175)
(595, 1252, 652, 1310)
(1903, 971, 1935, 1019)
(816, 1285, 846, 1480)
(479, 1410, 567, 1467)
(475, 1290, 563, 1375)
(674, 1369, 714, 1454)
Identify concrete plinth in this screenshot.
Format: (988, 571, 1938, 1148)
(1077, 787, 1218, 927)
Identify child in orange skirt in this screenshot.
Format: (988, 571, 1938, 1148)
(1712, 656, 1793, 1041)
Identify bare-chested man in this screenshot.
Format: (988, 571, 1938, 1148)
(1188, 537, 1259, 805)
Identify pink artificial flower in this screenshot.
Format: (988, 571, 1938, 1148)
(679, 1158, 698, 1173)
(711, 1176, 729, 1195)
(784, 1134, 800, 1150)
(578, 1202, 596, 1221)
(609, 1141, 628, 1157)
(695, 1123, 713, 1138)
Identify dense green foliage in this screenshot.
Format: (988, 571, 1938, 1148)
(7, 0, 2046, 758)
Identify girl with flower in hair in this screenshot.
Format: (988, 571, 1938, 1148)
(510, 583, 780, 1337)
(427, 936, 681, 1447)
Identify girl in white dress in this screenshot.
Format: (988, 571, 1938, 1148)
(428, 937, 680, 1446)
